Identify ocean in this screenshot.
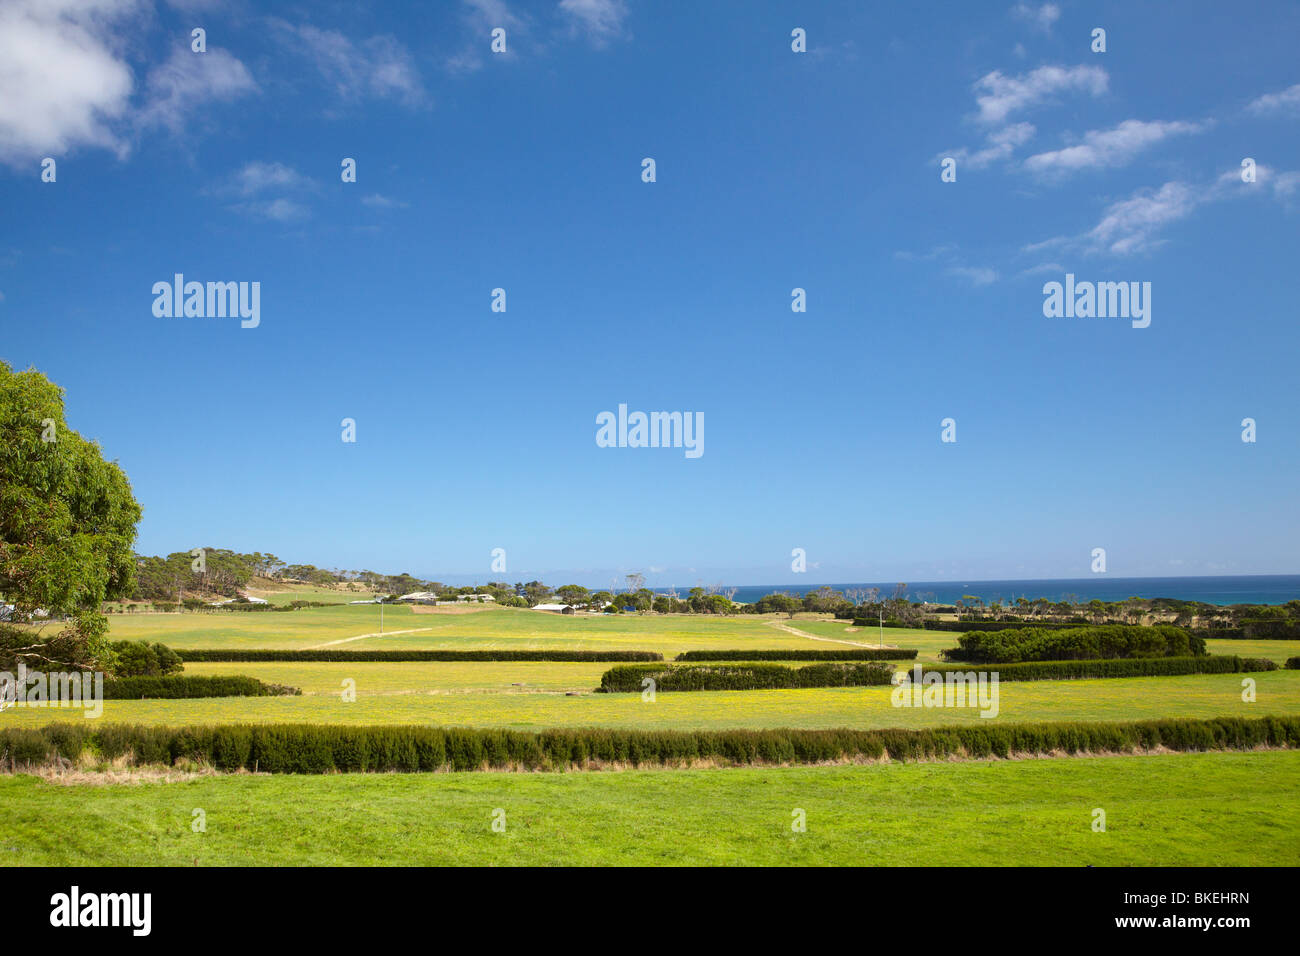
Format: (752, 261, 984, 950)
(677, 576, 1300, 607)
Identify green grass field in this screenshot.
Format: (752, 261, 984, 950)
(3, 750, 1296, 865)
(8, 665, 1298, 731)
(7, 607, 1299, 866)
(100, 605, 862, 653)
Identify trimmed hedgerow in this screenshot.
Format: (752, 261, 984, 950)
(675, 649, 917, 662)
(598, 661, 896, 692)
(898, 655, 1272, 682)
(103, 675, 300, 699)
(1, 716, 1295, 773)
(942, 625, 1205, 663)
(176, 649, 663, 662)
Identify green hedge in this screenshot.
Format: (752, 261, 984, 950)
(176, 649, 663, 662)
(1194, 620, 1300, 640)
(103, 675, 300, 699)
(850, 619, 1088, 632)
(2, 716, 1296, 773)
(675, 649, 917, 661)
(599, 661, 895, 692)
(851, 618, 908, 629)
(900, 655, 1273, 682)
(942, 624, 1205, 664)
(1286, 657, 1300, 670)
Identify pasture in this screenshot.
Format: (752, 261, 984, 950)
(3, 750, 1296, 865)
(5, 606, 1300, 867)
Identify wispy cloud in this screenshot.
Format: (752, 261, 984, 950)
(445, 0, 531, 74)
(210, 160, 315, 222)
(1023, 118, 1207, 174)
(945, 121, 1036, 170)
(973, 64, 1108, 125)
(558, 0, 630, 46)
(272, 21, 425, 107)
(1031, 165, 1298, 256)
(947, 265, 999, 286)
(1247, 82, 1300, 116)
(137, 46, 257, 134)
(1010, 2, 1060, 34)
(361, 193, 408, 209)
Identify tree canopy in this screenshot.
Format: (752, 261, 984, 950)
(0, 361, 141, 669)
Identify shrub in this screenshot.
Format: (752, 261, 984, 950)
(1286, 657, 1300, 670)
(598, 661, 895, 692)
(676, 649, 917, 661)
(102, 675, 299, 699)
(2, 716, 1296, 773)
(109, 640, 184, 677)
(942, 625, 1204, 664)
(901, 655, 1269, 682)
(176, 649, 663, 662)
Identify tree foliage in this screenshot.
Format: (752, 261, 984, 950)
(0, 362, 141, 669)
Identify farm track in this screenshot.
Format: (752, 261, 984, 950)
(766, 621, 893, 648)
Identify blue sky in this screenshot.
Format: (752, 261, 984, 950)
(1, 0, 1298, 588)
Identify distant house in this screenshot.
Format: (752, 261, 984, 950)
(456, 593, 496, 603)
(214, 594, 269, 606)
(396, 591, 440, 604)
(533, 603, 576, 614)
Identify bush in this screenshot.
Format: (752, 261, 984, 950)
(941, 625, 1204, 664)
(109, 640, 184, 677)
(676, 649, 917, 661)
(901, 655, 1270, 682)
(176, 649, 663, 662)
(1286, 657, 1300, 670)
(2, 716, 1296, 772)
(598, 661, 896, 692)
(102, 675, 299, 699)
(1195, 620, 1300, 640)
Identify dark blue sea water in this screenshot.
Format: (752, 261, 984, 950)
(693, 576, 1300, 607)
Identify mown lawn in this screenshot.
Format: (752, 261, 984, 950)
(8, 667, 1298, 731)
(101, 606, 869, 654)
(2, 750, 1296, 866)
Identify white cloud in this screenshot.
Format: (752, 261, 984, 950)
(973, 64, 1108, 125)
(948, 121, 1036, 170)
(137, 46, 256, 134)
(947, 265, 999, 286)
(1031, 165, 1299, 256)
(273, 21, 425, 106)
(1019, 262, 1063, 276)
(0, 0, 139, 166)
(1023, 118, 1206, 174)
(210, 161, 314, 221)
(231, 197, 309, 222)
(1247, 83, 1300, 116)
(226, 161, 310, 197)
(1085, 181, 1201, 254)
(558, 0, 629, 46)
(444, 0, 531, 74)
(1010, 2, 1061, 33)
(361, 193, 408, 208)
